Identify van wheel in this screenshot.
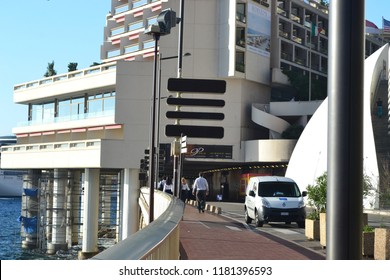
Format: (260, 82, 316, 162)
(255, 211, 264, 227)
(244, 208, 252, 224)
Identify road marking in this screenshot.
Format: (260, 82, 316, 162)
(226, 226, 242, 231)
(271, 228, 298, 235)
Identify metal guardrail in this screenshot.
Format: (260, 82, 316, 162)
(93, 188, 185, 260)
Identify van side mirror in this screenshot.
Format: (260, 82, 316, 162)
(249, 190, 256, 197)
(302, 191, 307, 197)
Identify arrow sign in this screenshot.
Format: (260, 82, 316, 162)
(166, 111, 224, 120)
(165, 125, 224, 139)
(166, 97, 225, 107)
(168, 78, 226, 93)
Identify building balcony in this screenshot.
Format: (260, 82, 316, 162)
(112, 0, 162, 22)
(0, 137, 134, 170)
(13, 63, 117, 104)
(277, 7, 287, 17)
(13, 110, 116, 136)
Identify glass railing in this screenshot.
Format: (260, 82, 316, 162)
(17, 110, 115, 128)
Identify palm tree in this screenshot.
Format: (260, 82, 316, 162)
(44, 61, 57, 77)
(68, 62, 78, 72)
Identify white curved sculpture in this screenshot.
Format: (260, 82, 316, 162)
(286, 44, 389, 209)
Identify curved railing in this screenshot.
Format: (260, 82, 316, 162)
(92, 187, 185, 260)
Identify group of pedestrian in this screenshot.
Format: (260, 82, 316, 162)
(157, 172, 209, 213)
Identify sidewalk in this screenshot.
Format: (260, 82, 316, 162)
(179, 204, 325, 260)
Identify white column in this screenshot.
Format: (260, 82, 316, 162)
(101, 179, 111, 226)
(71, 170, 81, 245)
(21, 170, 40, 249)
(79, 168, 100, 259)
(47, 169, 68, 254)
(121, 168, 139, 240)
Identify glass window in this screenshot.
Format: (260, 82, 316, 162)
(147, 17, 158, 26)
(31, 104, 43, 122)
(125, 44, 140, 54)
(111, 26, 125, 36)
(258, 182, 301, 197)
(42, 103, 55, 121)
(107, 49, 121, 58)
(115, 4, 129, 14)
(58, 99, 71, 118)
(129, 21, 144, 31)
(133, 0, 147, 9)
(143, 40, 155, 49)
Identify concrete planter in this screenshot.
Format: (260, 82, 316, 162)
(362, 231, 375, 257)
(374, 228, 390, 260)
(320, 212, 326, 248)
(305, 219, 320, 240)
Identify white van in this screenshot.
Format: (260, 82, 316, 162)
(244, 176, 307, 228)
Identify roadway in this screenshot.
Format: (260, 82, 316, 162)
(180, 202, 390, 260)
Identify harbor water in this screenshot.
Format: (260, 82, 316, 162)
(0, 198, 72, 259)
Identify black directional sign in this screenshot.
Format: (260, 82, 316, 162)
(168, 78, 226, 93)
(166, 78, 226, 139)
(166, 111, 224, 120)
(166, 97, 225, 107)
(165, 125, 224, 139)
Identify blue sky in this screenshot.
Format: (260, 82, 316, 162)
(0, 0, 389, 135)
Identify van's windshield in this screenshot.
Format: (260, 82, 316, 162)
(258, 182, 301, 197)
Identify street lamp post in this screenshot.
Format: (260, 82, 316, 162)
(145, 8, 178, 223)
(148, 33, 160, 223)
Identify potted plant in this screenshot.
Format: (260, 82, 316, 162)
(306, 172, 327, 244)
(374, 225, 390, 260)
(305, 210, 320, 240)
(362, 225, 375, 258)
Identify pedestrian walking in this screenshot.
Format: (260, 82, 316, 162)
(163, 176, 173, 195)
(180, 177, 190, 203)
(193, 172, 209, 213)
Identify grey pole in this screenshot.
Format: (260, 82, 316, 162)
(327, 0, 365, 259)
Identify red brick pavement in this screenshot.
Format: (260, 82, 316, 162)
(179, 204, 324, 260)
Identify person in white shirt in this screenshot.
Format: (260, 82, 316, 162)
(192, 172, 209, 213)
(163, 176, 173, 195)
(180, 177, 190, 203)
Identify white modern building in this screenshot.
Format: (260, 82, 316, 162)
(1, 0, 388, 256)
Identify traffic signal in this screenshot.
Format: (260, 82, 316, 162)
(157, 9, 177, 35)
